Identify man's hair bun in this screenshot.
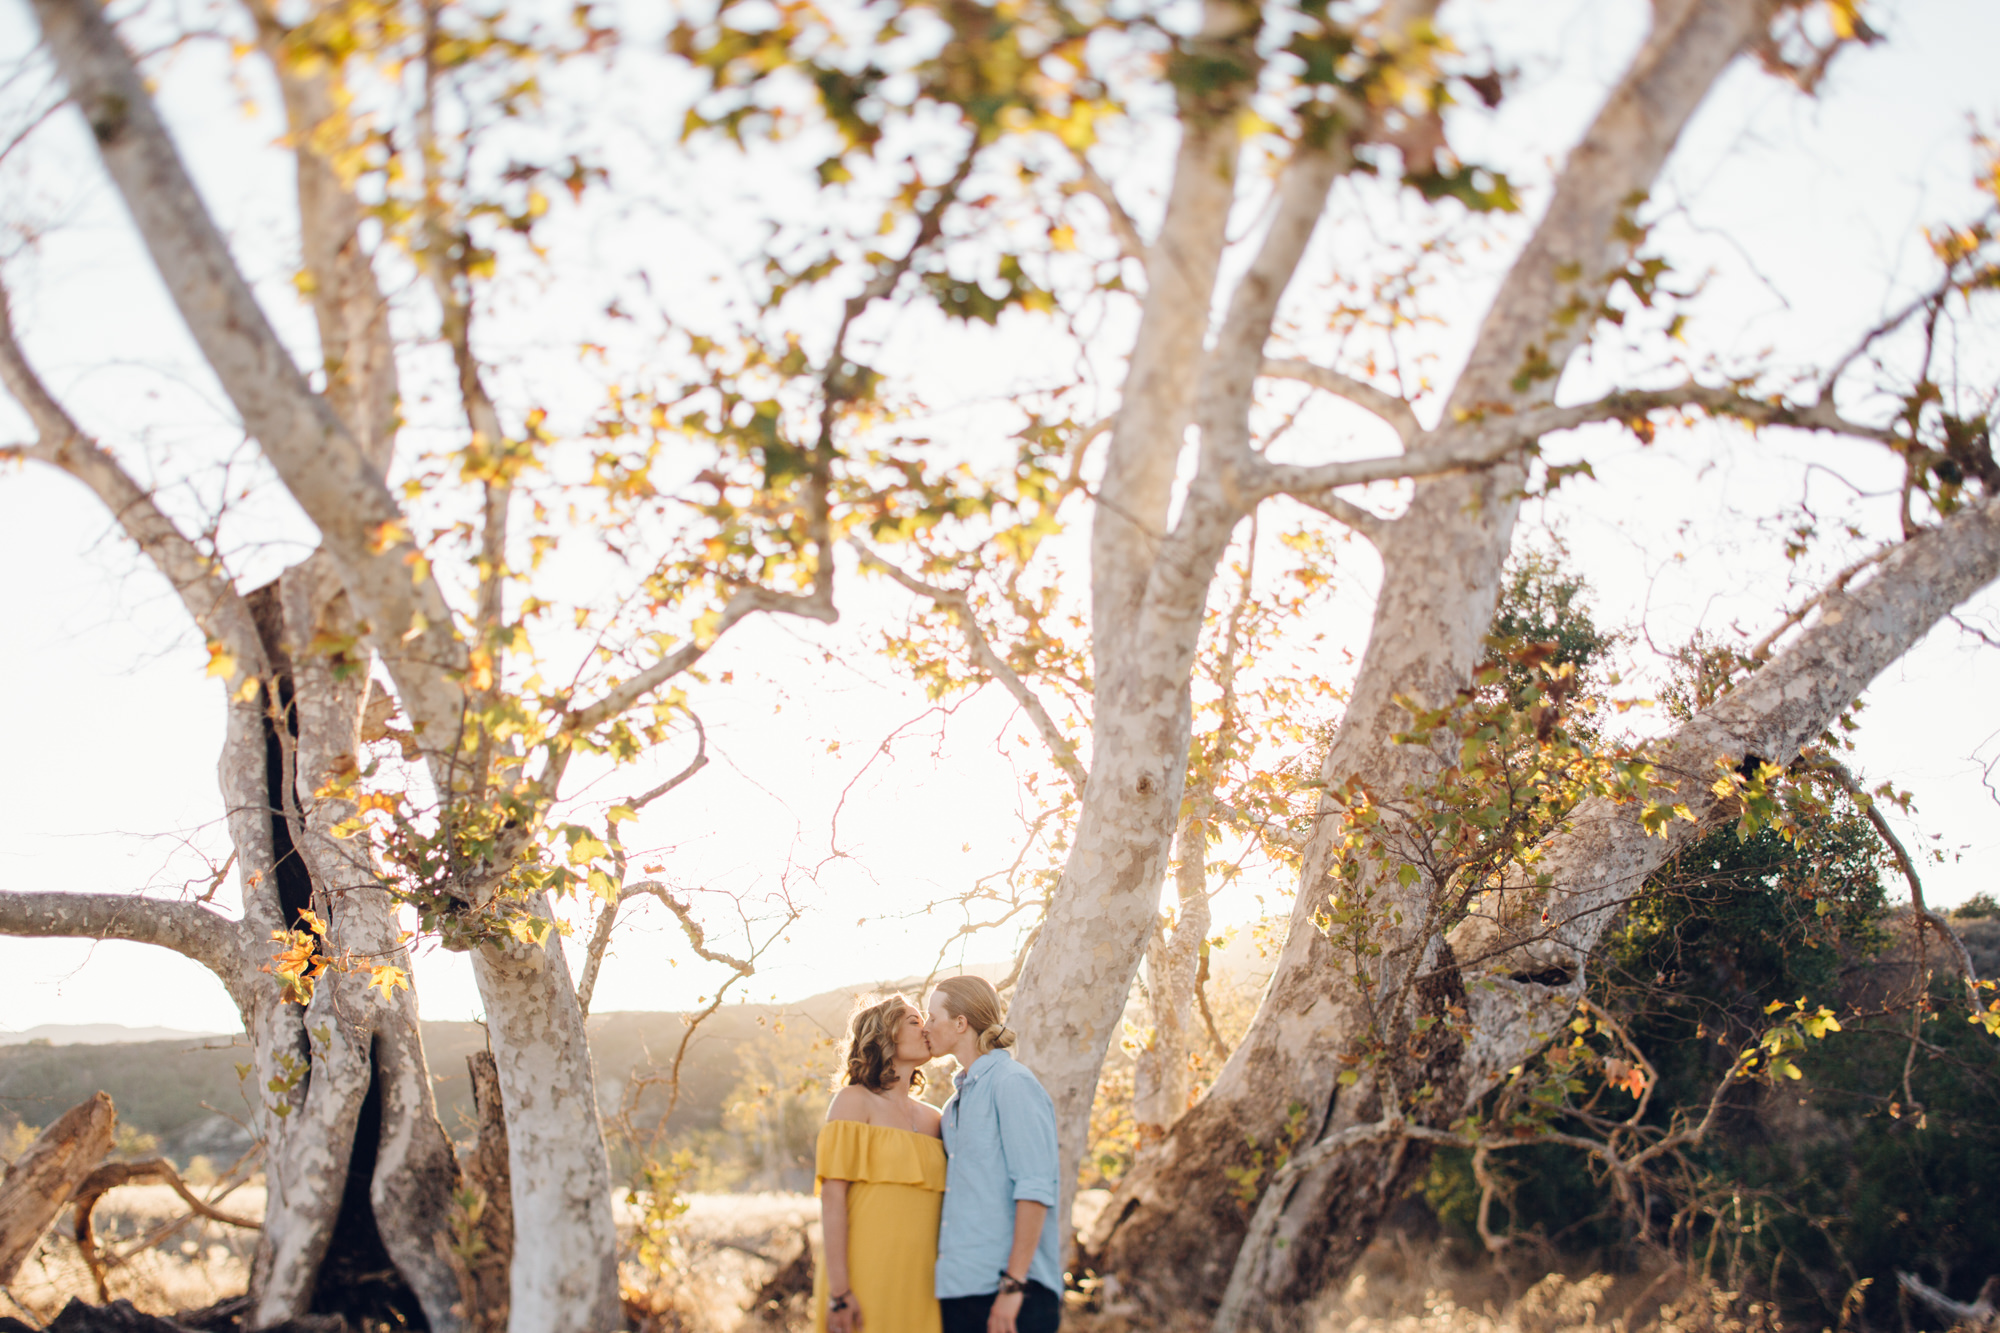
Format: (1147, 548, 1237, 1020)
(932, 976, 1011, 1055)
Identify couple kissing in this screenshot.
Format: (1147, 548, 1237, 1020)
(813, 976, 1062, 1333)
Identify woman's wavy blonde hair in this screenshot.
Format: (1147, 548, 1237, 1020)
(930, 975, 1016, 1056)
(840, 993, 925, 1094)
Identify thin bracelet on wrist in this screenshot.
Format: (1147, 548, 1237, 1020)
(997, 1271, 1028, 1296)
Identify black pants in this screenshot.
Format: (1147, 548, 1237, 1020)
(940, 1281, 1061, 1333)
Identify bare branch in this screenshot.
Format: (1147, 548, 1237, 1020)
(73, 1157, 259, 1302)
(0, 278, 267, 689)
(1287, 489, 1387, 544)
(1193, 940, 1229, 1064)
(1484, 380, 1902, 452)
(0, 891, 240, 981)
(1258, 379, 1907, 509)
(852, 539, 1090, 795)
(1812, 757, 1984, 996)
(561, 584, 835, 737)
(1747, 543, 1896, 662)
(578, 719, 712, 1017)
(620, 881, 753, 975)
(1068, 155, 1148, 270)
(1896, 1270, 1998, 1329)
(1260, 358, 1422, 444)
(1246, 427, 1525, 498)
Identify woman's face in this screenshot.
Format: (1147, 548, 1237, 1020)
(893, 1003, 931, 1066)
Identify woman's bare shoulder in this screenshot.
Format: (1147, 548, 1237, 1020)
(826, 1085, 876, 1124)
(913, 1100, 944, 1137)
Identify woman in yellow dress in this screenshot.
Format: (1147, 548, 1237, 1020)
(816, 993, 946, 1333)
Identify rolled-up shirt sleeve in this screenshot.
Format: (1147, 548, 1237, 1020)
(994, 1073, 1060, 1207)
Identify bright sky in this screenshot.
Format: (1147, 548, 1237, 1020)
(1, 0, 1997, 1038)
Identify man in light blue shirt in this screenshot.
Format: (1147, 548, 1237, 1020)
(925, 976, 1062, 1333)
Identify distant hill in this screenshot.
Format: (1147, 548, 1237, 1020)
(0, 1024, 230, 1046)
(0, 968, 1009, 1166)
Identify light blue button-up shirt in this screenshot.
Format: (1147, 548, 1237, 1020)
(936, 1049, 1062, 1298)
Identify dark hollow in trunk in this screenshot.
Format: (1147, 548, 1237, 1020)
(309, 1041, 429, 1332)
(246, 583, 314, 934)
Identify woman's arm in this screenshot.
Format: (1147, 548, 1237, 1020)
(822, 1177, 860, 1333)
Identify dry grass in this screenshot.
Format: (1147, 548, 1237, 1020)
(3, 1182, 263, 1324)
(621, 1193, 820, 1333)
(1066, 1227, 1781, 1333)
(5, 1185, 1779, 1333)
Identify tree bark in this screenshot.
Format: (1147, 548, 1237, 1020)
(1088, 0, 1784, 1316)
(246, 562, 464, 1333)
(470, 925, 621, 1333)
(0, 1093, 116, 1285)
(1133, 818, 1212, 1145)
(21, 9, 625, 1327)
(452, 1051, 515, 1333)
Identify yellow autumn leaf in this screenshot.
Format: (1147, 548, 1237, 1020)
(368, 965, 411, 1001)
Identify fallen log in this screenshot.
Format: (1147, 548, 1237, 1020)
(0, 1092, 117, 1284)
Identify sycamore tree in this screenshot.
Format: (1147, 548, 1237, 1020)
(669, 1, 2000, 1329)
(5, 2, 1999, 1332)
(0, 0, 980, 1326)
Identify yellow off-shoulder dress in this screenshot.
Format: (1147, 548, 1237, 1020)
(812, 1120, 946, 1333)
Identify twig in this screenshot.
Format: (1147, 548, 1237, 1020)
(851, 539, 1089, 795)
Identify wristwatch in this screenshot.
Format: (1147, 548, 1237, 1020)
(997, 1272, 1028, 1296)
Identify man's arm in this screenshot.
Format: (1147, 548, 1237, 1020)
(988, 1073, 1061, 1333)
(1004, 1199, 1049, 1282)
(988, 1199, 1049, 1333)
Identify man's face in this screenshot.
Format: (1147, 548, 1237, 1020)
(923, 991, 958, 1057)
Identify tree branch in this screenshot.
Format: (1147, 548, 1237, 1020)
(0, 278, 267, 690)
(560, 584, 834, 738)
(1069, 155, 1148, 270)
(1812, 757, 1984, 996)
(1090, 0, 1259, 664)
(851, 539, 1090, 795)
(412, 0, 510, 644)
(29, 0, 468, 751)
(1440, 0, 1774, 418)
(0, 891, 240, 980)
(1482, 380, 1902, 452)
(561, 138, 983, 744)
(578, 720, 712, 1017)
(1259, 358, 1422, 444)
(72, 1157, 259, 1302)
(619, 881, 752, 976)
(1451, 491, 2000, 1078)
(1286, 489, 1388, 544)
(243, 0, 400, 468)
(1253, 378, 1907, 508)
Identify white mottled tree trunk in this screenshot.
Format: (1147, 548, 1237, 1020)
(22, 6, 625, 1327)
(471, 925, 621, 1333)
(1133, 818, 1212, 1145)
(1084, 0, 1792, 1316)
